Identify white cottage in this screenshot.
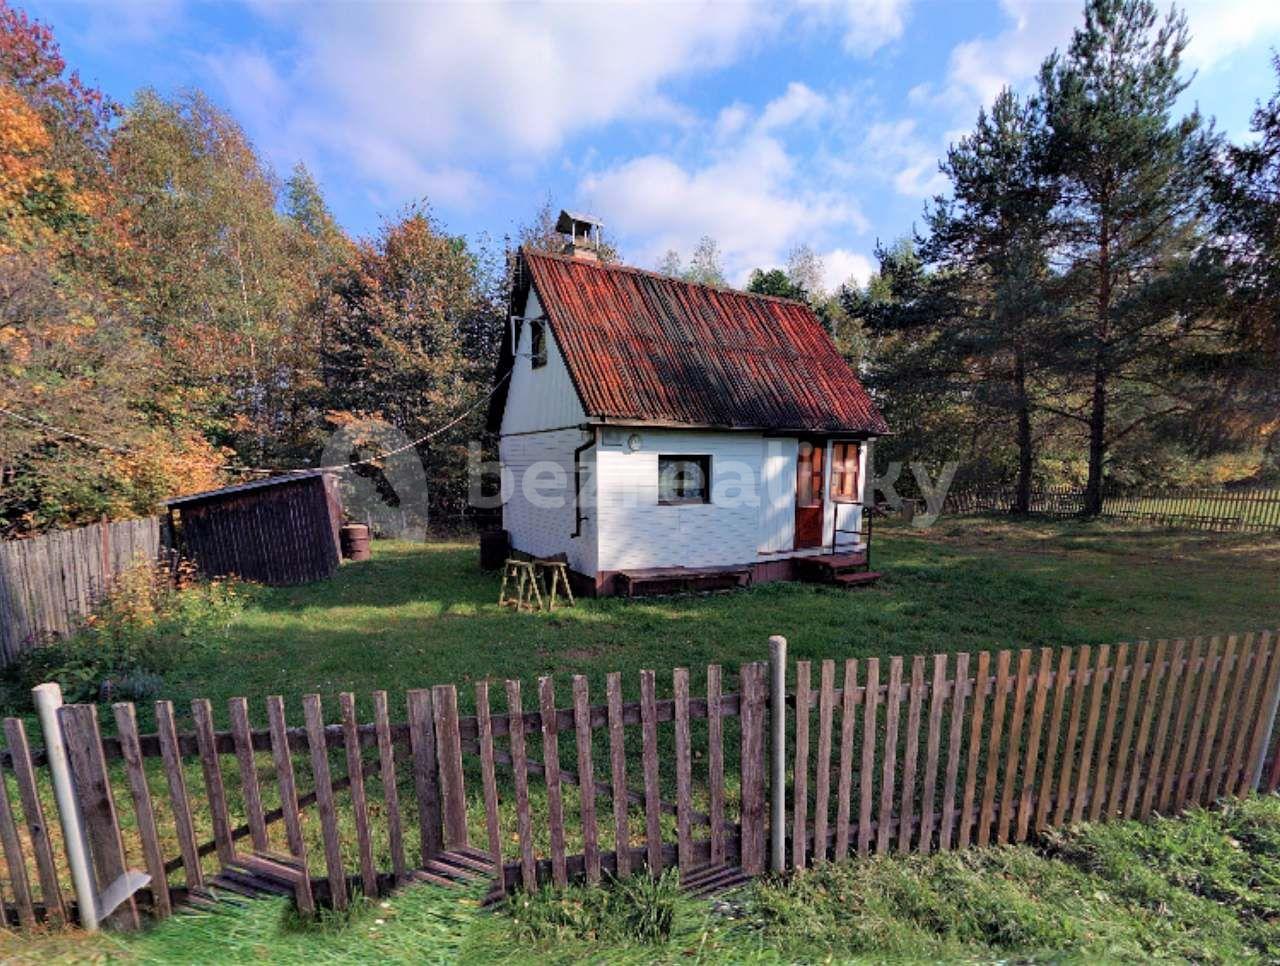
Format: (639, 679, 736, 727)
(489, 213, 890, 597)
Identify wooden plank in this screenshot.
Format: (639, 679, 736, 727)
(876, 656, 903, 855)
(505, 680, 537, 890)
(707, 665, 725, 867)
(939, 653, 969, 851)
(3, 717, 66, 925)
(1071, 644, 1109, 825)
(1174, 638, 1217, 811)
(1089, 643, 1128, 822)
(265, 697, 308, 864)
(1161, 638, 1205, 812)
(1145, 640, 1187, 817)
(1124, 641, 1165, 819)
(112, 703, 171, 919)
(673, 668, 693, 875)
(978, 649, 1011, 847)
(538, 677, 569, 887)
(606, 672, 631, 877)
(640, 669, 663, 875)
(59, 704, 139, 930)
(1218, 634, 1262, 800)
(898, 656, 925, 854)
(302, 694, 347, 910)
(406, 689, 444, 863)
(156, 700, 203, 889)
(1241, 633, 1280, 796)
(340, 693, 378, 898)
(791, 660, 811, 870)
(834, 659, 859, 861)
(812, 660, 836, 864)
(374, 690, 407, 884)
(1191, 636, 1236, 805)
(432, 685, 469, 850)
(1054, 646, 1090, 827)
(0, 744, 36, 929)
(228, 697, 269, 852)
(858, 658, 879, 857)
(740, 662, 767, 875)
(473, 683, 503, 885)
(572, 676, 601, 884)
(1209, 635, 1252, 801)
(917, 654, 947, 853)
(997, 649, 1031, 844)
(959, 651, 989, 849)
(1107, 642, 1148, 821)
(191, 698, 235, 865)
(1015, 648, 1052, 842)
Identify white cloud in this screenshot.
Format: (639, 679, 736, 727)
(758, 82, 829, 131)
(801, 0, 914, 57)
(1182, 0, 1280, 71)
(208, 1, 767, 206)
(863, 119, 947, 197)
(822, 248, 875, 291)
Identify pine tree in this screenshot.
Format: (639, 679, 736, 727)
(1039, 0, 1216, 513)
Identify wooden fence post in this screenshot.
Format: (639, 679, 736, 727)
(740, 661, 767, 875)
(431, 684, 469, 851)
(768, 636, 787, 874)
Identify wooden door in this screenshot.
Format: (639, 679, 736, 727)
(795, 440, 825, 548)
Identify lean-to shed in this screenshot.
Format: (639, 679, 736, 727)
(163, 470, 343, 586)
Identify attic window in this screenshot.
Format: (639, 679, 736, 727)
(529, 319, 547, 369)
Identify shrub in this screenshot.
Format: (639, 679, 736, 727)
(7, 558, 249, 704)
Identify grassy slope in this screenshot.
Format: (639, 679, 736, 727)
(8, 795, 1280, 963)
(139, 515, 1280, 729)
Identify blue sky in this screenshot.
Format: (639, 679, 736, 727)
(29, 0, 1280, 289)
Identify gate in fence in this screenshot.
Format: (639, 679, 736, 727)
(1, 629, 1278, 933)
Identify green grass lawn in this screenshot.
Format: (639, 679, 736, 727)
(8, 794, 1280, 963)
(122, 513, 1280, 731)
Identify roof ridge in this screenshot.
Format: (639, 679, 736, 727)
(519, 246, 812, 309)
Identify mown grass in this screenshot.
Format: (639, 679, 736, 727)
(9, 795, 1280, 963)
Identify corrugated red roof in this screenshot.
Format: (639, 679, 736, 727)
(522, 250, 888, 435)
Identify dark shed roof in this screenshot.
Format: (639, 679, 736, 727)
(495, 249, 888, 436)
(163, 470, 330, 507)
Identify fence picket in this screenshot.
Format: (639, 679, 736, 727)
(112, 703, 171, 919)
(340, 693, 378, 897)
(1124, 641, 1165, 819)
(707, 665, 725, 867)
(939, 653, 970, 850)
(505, 681, 537, 890)
(571, 676, 601, 884)
(0, 747, 36, 928)
(473, 683, 503, 885)
(1175, 639, 1217, 810)
(228, 697, 269, 852)
(1089, 644, 1127, 822)
(606, 673, 631, 877)
(858, 657, 880, 856)
(877, 657, 904, 854)
(959, 651, 989, 848)
(1072, 645, 1109, 825)
(918, 654, 947, 853)
(792, 660, 811, 870)
(740, 662, 767, 875)
(812, 660, 836, 864)
(898, 656, 925, 854)
(1055, 646, 1091, 826)
(997, 649, 1031, 844)
(374, 690, 407, 884)
(1151, 640, 1191, 815)
(833, 659, 859, 861)
(1208, 636, 1250, 801)
(156, 700, 203, 889)
(977, 650, 1011, 847)
(639, 670, 663, 875)
(432, 685, 469, 851)
(1035, 649, 1071, 831)
(673, 668, 693, 876)
(3, 717, 66, 924)
(1107, 642, 1148, 820)
(538, 677, 568, 887)
(406, 689, 443, 863)
(302, 694, 347, 911)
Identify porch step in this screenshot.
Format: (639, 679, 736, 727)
(832, 571, 883, 588)
(616, 565, 751, 598)
(794, 551, 868, 580)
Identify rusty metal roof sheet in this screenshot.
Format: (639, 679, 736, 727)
(521, 250, 888, 435)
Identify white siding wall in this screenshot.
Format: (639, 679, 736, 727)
(596, 429, 770, 572)
(499, 428, 597, 576)
(758, 437, 798, 553)
(500, 290, 587, 436)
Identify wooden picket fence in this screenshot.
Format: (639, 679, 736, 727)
(945, 484, 1280, 533)
(1, 629, 1278, 932)
(0, 517, 166, 665)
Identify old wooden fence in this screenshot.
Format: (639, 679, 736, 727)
(1, 629, 1278, 931)
(0, 518, 165, 666)
(945, 484, 1280, 533)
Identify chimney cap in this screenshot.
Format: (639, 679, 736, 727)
(555, 210, 604, 236)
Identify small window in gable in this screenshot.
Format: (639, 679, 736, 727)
(530, 319, 547, 369)
(658, 455, 711, 505)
